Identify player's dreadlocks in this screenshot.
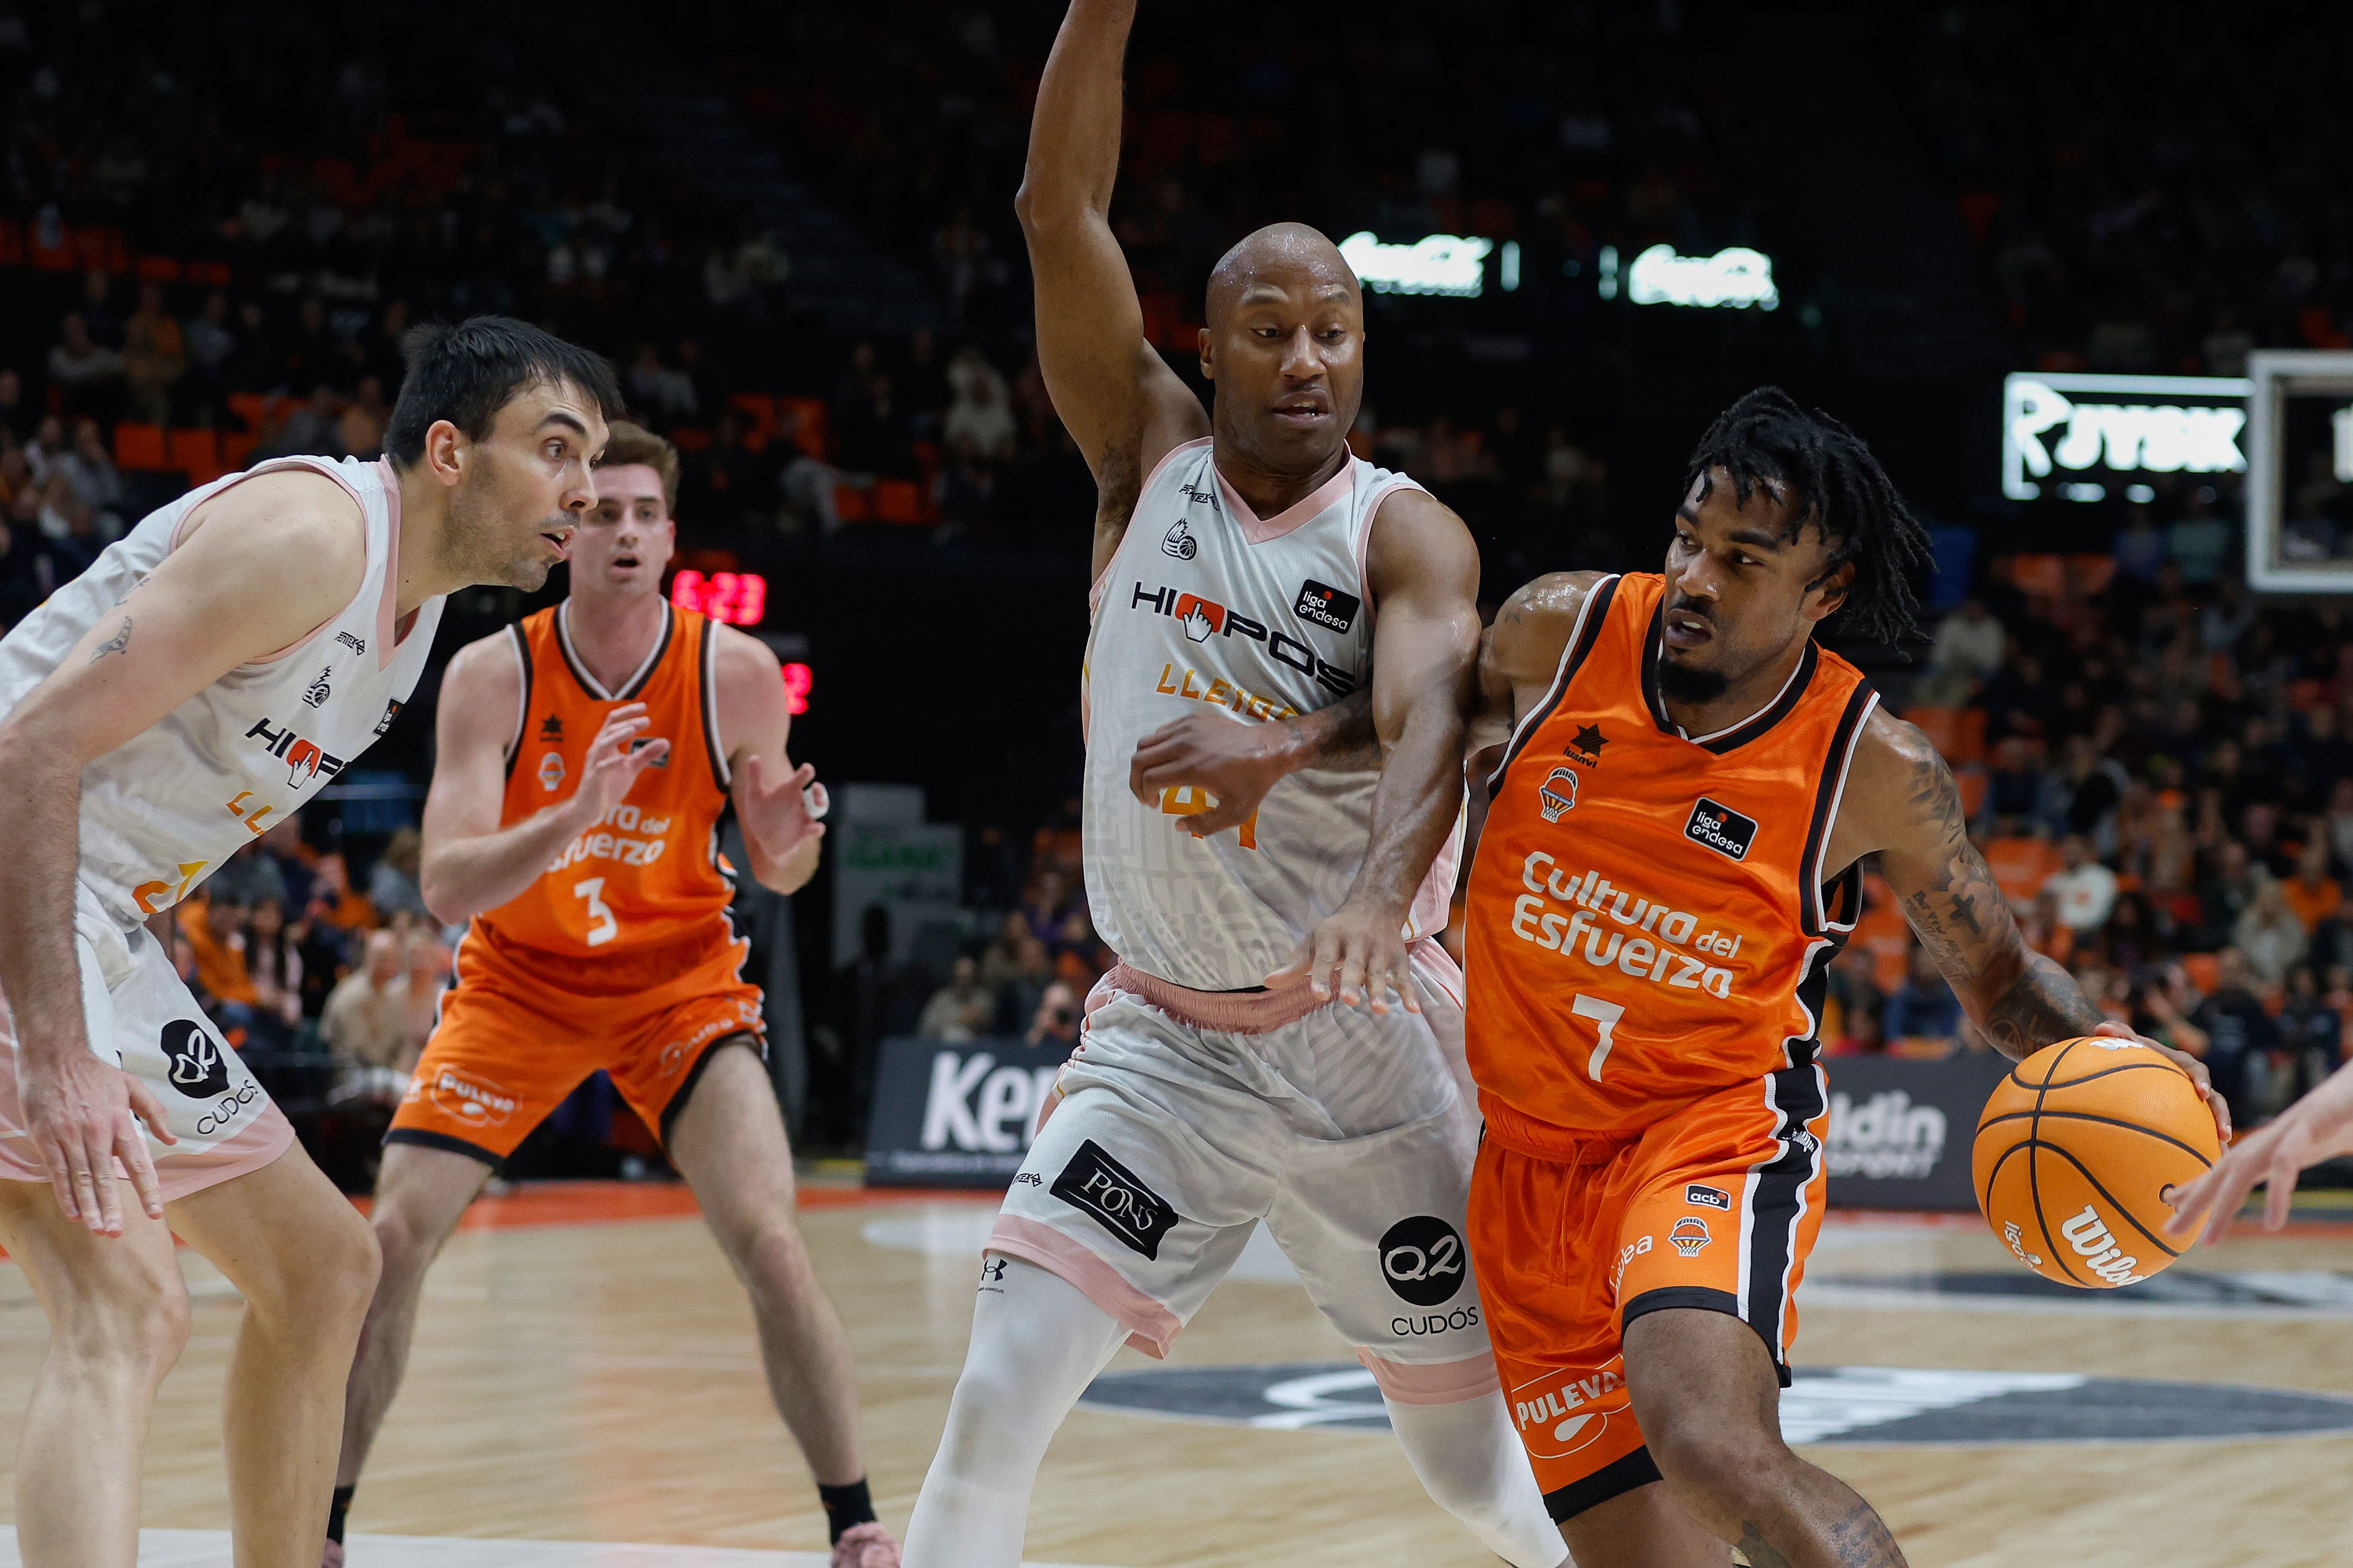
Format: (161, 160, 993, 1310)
(1684, 387, 1933, 644)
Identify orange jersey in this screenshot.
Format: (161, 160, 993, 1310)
(1465, 573, 1878, 1146)
(475, 602, 737, 965)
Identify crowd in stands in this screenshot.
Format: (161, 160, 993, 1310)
(1818, 515, 2353, 1131)
(1915, 2, 2353, 392)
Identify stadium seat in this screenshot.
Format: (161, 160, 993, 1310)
(872, 478, 927, 524)
(2006, 554, 2067, 600)
(2181, 952, 2221, 999)
(1955, 764, 1987, 820)
(113, 422, 167, 470)
(1983, 836, 2060, 911)
(729, 393, 776, 452)
(167, 428, 223, 486)
(1902, 705, 1986, 766)
(778, 397, 828, 457)
(219, 430, 257, 469)
(833, 483, 871, 522)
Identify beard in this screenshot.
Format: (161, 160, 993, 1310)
(1657, 653, 1729, 704)
(438, 478, 557, 591)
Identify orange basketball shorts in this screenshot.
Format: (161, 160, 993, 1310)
(388, 924, 766, 1168)
(1469, 1060, 1830, 1523)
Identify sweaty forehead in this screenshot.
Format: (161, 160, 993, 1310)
(1209, 230, 1362, 320)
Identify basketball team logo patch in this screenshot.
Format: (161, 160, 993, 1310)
(538, 751, 566, 791)
(1538, 765, 1579, 822)
(1684, 797, 1758, 861)
(159, 1019, 230, 1099)
(1670, 1216, 1713, 1257)
(1052, 1139, 1178, 1260)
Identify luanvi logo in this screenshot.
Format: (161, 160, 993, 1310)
(1684, 797, 1758, 861)
(540, 714, 565, 741)
(1293, 578, 1360, 634)
(1051, 1139, 1178, 1260)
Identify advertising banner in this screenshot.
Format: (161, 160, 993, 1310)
(1824, 1052, 2013, 1213)
(864, 1035, 1076, 1188)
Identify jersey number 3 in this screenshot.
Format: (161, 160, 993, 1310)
(573, 877, 619, 948)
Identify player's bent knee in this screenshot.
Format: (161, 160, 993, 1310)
(1643, 1402, 1789, 1510)
(53, 1258, 192, 1376)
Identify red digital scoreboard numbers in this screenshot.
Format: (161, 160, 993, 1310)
(670, 569, 767, 627)
(668, 570, 808, 712)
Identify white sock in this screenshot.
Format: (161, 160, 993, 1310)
(1386, 1391, 1573, 1568)
(903, 1255, 1130, 1568)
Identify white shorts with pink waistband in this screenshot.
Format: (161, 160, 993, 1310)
(0, 879, 293, 1203)
(989, 939, 1498, 1407)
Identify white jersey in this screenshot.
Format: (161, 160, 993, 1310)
(1082, 438, 1460, 991)
(0, 455, 444, 930)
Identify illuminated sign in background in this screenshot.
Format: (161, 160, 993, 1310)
(668, 569, 808, 711)
(671, 569, 768, 626)
(1339, 232, 1519, 298)
(2001, 373, 2249, 502)
(1599, 244, 1779, 311)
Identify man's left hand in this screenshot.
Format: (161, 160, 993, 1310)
(738, 752, 826, 878)
(2091, 1019, 2231, 1145)
(1266, 897, 1416, 1014)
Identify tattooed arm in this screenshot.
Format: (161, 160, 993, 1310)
(1827, 711, 2230, 1136)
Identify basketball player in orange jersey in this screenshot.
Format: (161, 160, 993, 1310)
(1463, 389, 2230, 1568)
(323, 423, 900, 1568)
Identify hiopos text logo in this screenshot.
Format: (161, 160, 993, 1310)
(246, 716, 346, 788)
(1129, 583, 1358, 696)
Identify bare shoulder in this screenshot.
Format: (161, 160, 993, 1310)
(1365, 485, 1479, 603)
(1482, 571, 1612, 688)
(708, 622, 791, 752)
(1829, 704, 1965, 867)
(435, 630, 524, 735)
(179, 468, 366, 564)
(709, 621, 783, 689)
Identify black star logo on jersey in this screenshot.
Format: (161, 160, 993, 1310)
(1566, 724, 1608, 767)
(540, 715, 565, 741)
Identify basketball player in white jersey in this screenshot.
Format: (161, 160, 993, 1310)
(0, 315, 620, 1567)
(903, 4, 1564, 1564)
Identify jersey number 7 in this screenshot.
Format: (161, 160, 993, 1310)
(1573, 993, 1625, 1081)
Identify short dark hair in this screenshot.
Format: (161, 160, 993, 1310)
(384, 317, 624, 468)
(598, 421, 680, 516)
(1684, 387, 1932, 644)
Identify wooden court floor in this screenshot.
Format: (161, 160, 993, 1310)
(3, 1182, 2352, 1566)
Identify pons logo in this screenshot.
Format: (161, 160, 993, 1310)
(1827, 1089, 1948, 1181)
(1051, 1139, 1179, 1260)
(2059, 1204, 2148, 1286)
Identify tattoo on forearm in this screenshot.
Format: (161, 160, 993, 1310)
(1738, 1522, 1796, 1568)
(1981, 952, 2104, 1061)
(89, 618, 130, 663)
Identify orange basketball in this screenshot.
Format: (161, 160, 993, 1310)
(1972, 1037, 2221, 1289)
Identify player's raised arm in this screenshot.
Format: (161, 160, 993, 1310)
(418, 637, 669, 924)
(711, 623, 827, 896)
(1017, 0, 1209, 578)
(0, 473, 365, 1231)
(1832, 709, 2231, 1142)
(1269, 489, 1480, 1011)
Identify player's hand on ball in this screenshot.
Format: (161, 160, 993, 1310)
(20, 1046, 175, 1235)
(2167, 1059, 2353, 1245)
(568, 702, 669, 828)
(2094, 1020, 2231, 1145)
(1128, 712, 1285, 839)
(1266, 898, 1417, 1014)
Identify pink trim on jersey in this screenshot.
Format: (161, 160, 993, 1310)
(1351, 474, 1427, 605)
(1215, 453, 1356, 545)
(0, 1096, 295, 1204)
(987, 1213, 1184, 1358)
(374, 456, 405, 668)
(1090, 435, 1215, 618)
(1105, 962, 1329, 1035)
(1355, 1349, 1501, 1406)
(168, 456, 378, 667)
(1409, 937, 1465, 1011)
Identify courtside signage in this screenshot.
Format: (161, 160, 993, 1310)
(866, 1036, 1076, 1187)
(2001, 372, 2249, 502)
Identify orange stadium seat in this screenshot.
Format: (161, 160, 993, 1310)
(1983, 835, 2061, 911)
(872, 479, 928, 524)
(2180, 952, 2221, 999)
(833, 483, 871, 522)
(1955, 764, 1987, 820)
(729, 393, 776, 452)
(113, 422, 167, 470)
(167, 428, 224, 486)
(777, 396, 828, 457)
(219, 429, 257, 470)
(2005, 553, 2066, 600)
